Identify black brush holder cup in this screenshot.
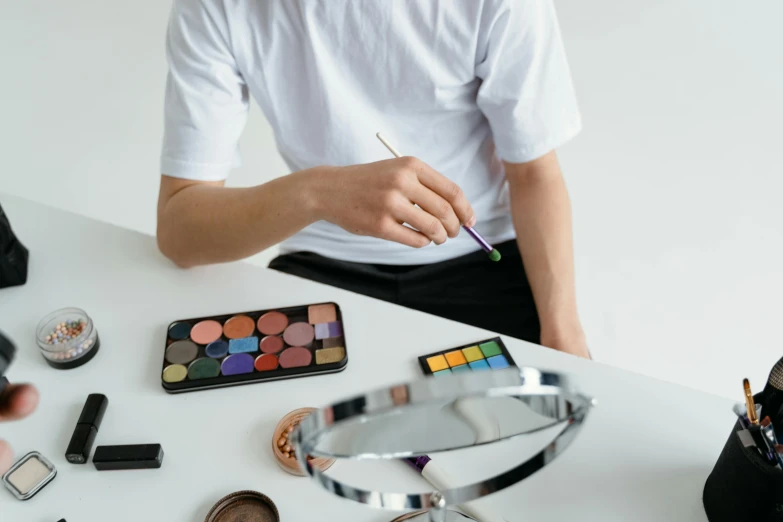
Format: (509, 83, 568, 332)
(703, 420, 783, 521)
(0, 202, 29, 289)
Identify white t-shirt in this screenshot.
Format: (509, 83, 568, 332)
(161, 0, 581, 265)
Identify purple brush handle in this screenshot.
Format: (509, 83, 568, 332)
(404, 456, 431, 473)
(463, 225, 493, 253)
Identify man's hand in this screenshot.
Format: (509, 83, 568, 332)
(316, 157, 476, 248)
(541, 325, 591, 359)
(0, 384, 39, 474)
(157, 156, 476, 268)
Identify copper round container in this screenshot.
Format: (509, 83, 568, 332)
(272, 407, 335, 476)
(205, 490, 279, 522)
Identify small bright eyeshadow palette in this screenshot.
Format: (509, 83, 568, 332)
(418, 337, 515, 377)
(161, 302, 347, 393)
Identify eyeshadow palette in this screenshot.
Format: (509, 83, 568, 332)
(418, 337, 515, 377)
(161, 302, 347, 393)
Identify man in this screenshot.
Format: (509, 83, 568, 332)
(0, 384, 38, 474)
(157, 0, 589, 358)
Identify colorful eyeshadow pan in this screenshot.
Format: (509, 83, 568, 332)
(315, 347, 345, 365)
(426, 355, 449, 373)
(487, 355, 509, 369)
(314, 321, 342, 340)
(205, 340, 229, 359)
(469, 360, 490, 371)
(257, 311, 288, 336)
(165, 340, 198, 365)
(228, 336, 258, 354)
(308, 304, 337, 324)
(254, 354, 279, 372)
(162, 302, 348, 393)
(168, 322, 192, 340)
(223, 315, 255, 339)
(322, 337, 345, 349)
(444, 350, 467, 367)
(479, 341, 502, 358)
(190, 320, 223, 345)
(417, 337, 515, 377)
(279, 347, 312, 368)
(188, 358, 221, 379)
(283, 322, 314, 347)
(221, 353, 255, 376)
(259, 335, 284, 354)
(162, 364, 188, 383)
(462, 346, 483, 362)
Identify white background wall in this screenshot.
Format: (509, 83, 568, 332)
(1, 0, 781, 399)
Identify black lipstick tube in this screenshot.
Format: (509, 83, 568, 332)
(93, 444, 164, 470)
(65, 394, 108, 464)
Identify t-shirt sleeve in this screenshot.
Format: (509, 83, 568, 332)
(160, 0, 249, 181)
(475, 0, 581, 164)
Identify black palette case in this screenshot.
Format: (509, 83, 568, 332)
(161, 302, 348, 394)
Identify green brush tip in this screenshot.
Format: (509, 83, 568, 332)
(488, 249, 501, 262)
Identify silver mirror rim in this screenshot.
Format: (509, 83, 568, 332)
(292, 367, 594, 511)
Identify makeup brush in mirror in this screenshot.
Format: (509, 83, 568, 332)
(376, 133, 501, 262)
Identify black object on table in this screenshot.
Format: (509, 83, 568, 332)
(759, 356, 783, 421)
(703, 420, 783, 521)
(66, 394, 109, 464)
(93, 444, 164, 471)
(0, 331, 15, 392)
(0, 202, 29, 289)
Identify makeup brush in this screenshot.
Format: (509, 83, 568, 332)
(404, 456, 506, 522)
(376, 133, 501, 262)
(759, 355, 783, 420)
(744, 378, 759, 425)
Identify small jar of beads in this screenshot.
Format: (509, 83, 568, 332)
(35, 307, 100, 369)
(272, 407, 334, 476)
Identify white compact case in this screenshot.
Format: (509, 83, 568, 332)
(2, 451, 57, 500)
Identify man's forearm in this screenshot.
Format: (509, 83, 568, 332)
(157, 168, 324, 267)
(506, 152, 584, 344)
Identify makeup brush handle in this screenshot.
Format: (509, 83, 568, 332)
(462, 226, 493, 253)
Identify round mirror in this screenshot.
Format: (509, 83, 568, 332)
(291, 367, 593, 521)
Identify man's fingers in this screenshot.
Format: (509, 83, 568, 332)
(412, 161, 475, 226)
(395, 204, 449, 245)
(0, 385, 40, 475)
(0, 384, 39, 422)
(376, 218, 431, 248)
(409, 184, 461, 238)
(0, 439, 12, 475)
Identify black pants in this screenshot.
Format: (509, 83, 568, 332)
(269, 240, 540, 344)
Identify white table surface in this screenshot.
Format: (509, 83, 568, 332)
(0, 193, 735, 522)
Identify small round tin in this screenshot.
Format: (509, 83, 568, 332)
(35, 307, 100, 369)
(205, 490, 280, 522)
(273, 407, 335, 476)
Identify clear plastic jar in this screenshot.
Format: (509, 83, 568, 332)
(36, 308, 100, 369)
